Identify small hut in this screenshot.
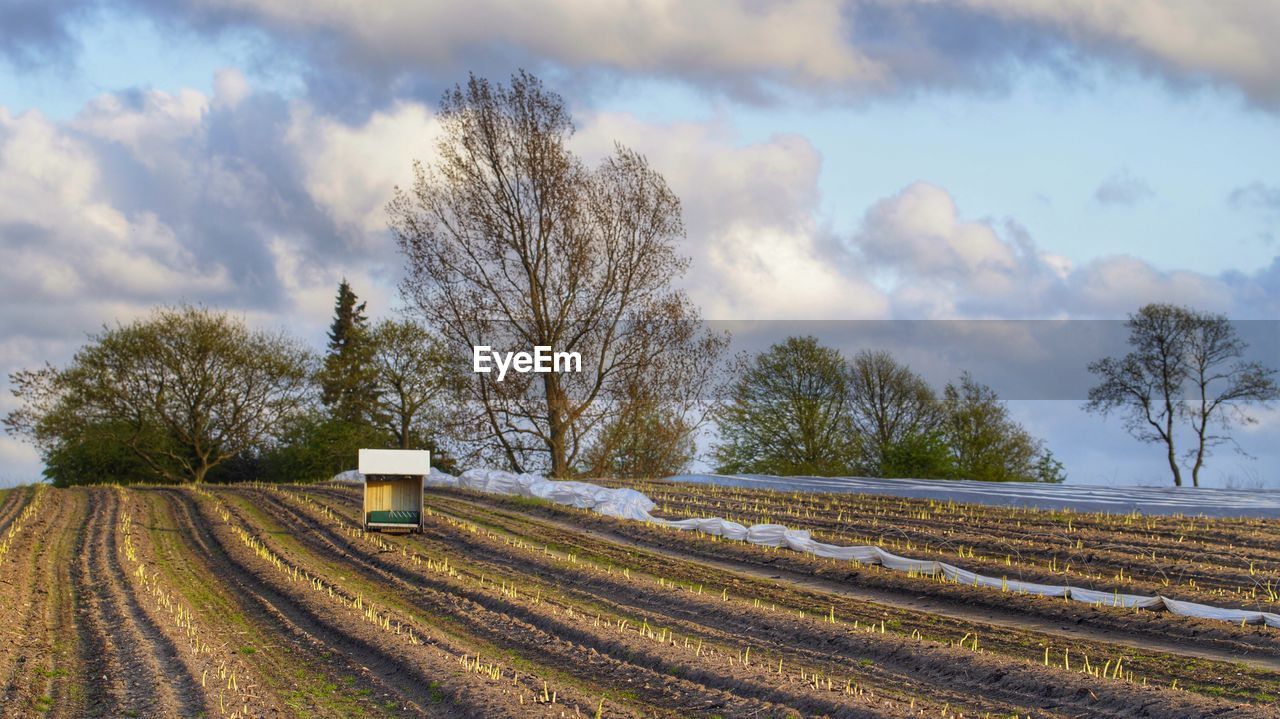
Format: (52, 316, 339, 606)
(358, 449, 429, 533)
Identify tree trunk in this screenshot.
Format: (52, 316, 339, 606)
(544, 374, 569, 477)
(1165, 437, 1182, 487)
(1190, 426, 1206, 488)
(1163, 390, 1182, 487)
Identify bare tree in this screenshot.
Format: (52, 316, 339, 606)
(389, 71, 724, 476)
(847, 350, 941, 474)
(580, 317, 725, 478)
(1182, 310, 1278, 486)
(5, 305, 311, 484)
(1086, 305, 1190, 485)
(1086, 303, 1277, 487)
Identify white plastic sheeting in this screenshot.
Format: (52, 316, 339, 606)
(335, 467, 1280, 629)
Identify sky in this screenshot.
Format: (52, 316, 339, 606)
(1, 1, 1279, 488)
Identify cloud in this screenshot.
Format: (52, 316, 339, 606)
(849, 181, 1061, 317)
(845, 180, 1271, 319)
(1094, 169, 1153, 206)
(11, 1, 1280, 111)
(1229, 181, 1280, 215)
(0, 75, 410, 482)
(286, 100, 442, 242)
(0, 107, 232, 329)
(220, 0, 878, 96)
(573, 113, 889, 319)
(943, 0, 1280, 107)
(0, 0, 88, 70)
(241, 0, 1280, 108)
(229, 1, 1280, 108)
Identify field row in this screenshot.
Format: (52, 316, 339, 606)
(0, 482, 1276, 717)
(600, 478, 1280, 609)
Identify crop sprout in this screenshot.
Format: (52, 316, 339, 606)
(290, 487, 965, 710)
(300, 483, 1239, 713)
(630, 480, 1280, 615)
(115, 487, 257, 718)
(229, 486, 588, 710)
(0, 485, 47, 562)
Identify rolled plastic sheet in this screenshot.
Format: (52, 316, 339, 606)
(332, 468, 1280, 628)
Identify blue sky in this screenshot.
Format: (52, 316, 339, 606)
(2, 1, 1279, 487)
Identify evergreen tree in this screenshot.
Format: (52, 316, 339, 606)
(320, 280, 380, 425)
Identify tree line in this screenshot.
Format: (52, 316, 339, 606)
(713, 336, 1065, 482)
(3, 292, 1066, 486)
(2, 289, 459, 487)
(4, 70, 1275, 487)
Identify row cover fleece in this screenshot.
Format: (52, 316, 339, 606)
(343, 468, 1280, 628)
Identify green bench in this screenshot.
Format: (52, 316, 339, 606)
(365, 510, 421, 526)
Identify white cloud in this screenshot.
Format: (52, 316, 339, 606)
(850, 181, 1051, 317)
(289, 101, 892, 321)
(0, 79, 407, 478)
(1067, 255, 1233, 315)
(574, 113, 888, 319)
(948, 0, 1280, 106)
(858, 182, 1019, 284)
(13, 0, 1280, 113)
(214, 68, 252, 108)
(288, 100, 442, 240)
(0, 108, 232, 314)
(74, 0, 1276, 110)
(843, 180, 1267, 319)
(209, 0, 881, 95)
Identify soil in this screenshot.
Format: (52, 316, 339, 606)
(2, 482, 1277, 718)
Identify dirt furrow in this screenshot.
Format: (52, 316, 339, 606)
(158, 488, 445, 716)
(140, 489, 406, 719)
(414, 489, 1280, 716)
(300, 485, 1264, 718)
(0, 487, 28, 536)
(176, 486, 613, 719)
(287, 486, 1040, 718)
(74, 487, 203, 717)
(433, 487, 1280, 664)
(41, 490, 89, 719)
(0, 489, 80, 717)
(640, 484, 1280, 581)
(247, 487, 891, 719)
(69, 490, 134, 717)
(222, 487, 768, 719)
(652, 495, 1280, 603)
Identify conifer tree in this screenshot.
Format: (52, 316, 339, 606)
(320, 280, 379, 425)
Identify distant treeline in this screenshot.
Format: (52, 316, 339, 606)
(4, 283, 1067, 486)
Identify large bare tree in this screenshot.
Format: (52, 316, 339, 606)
(1086, 303, 1277, 487)
(389, 71, 723, 476)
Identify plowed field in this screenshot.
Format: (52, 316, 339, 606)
(1, 482, 1277, 718)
